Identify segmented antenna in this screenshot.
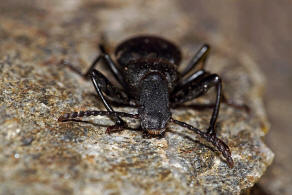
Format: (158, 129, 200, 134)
(171, 118, 234, 168)
(58, 110, 138, 122)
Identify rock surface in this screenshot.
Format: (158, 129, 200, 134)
(0, 1, 274, 194)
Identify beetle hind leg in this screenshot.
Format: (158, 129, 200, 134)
(180, 44, 210, 77)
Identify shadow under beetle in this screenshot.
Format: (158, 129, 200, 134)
(58, 35, 237, 168)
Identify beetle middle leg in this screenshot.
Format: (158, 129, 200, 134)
(171, 73, 222, 135)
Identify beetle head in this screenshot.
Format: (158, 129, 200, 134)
(140, 111, 170, 135)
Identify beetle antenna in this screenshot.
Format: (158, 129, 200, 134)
(58, 110, 139, 122)
(170, 118, 234, 168)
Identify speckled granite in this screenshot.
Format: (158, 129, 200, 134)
(0, 1, 273, 194)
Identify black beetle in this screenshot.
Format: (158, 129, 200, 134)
(58, 35, 236, 168)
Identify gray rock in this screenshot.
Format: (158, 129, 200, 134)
(0, 1, 273, 194)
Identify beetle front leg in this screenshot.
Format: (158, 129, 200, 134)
(90, 69, 133, 105)
(171, 74, 222, 135)
(90, 70, 128, 133)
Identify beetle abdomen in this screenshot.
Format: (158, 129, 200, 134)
(115, 35, 182, 66)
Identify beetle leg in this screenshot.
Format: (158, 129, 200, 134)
(171, 74, 222, 135)
(60, 44, 127, 89)
(85, 44, 128, 89)
(173, 70, 249, 112)
(84, 54, 103, 78)
(180, 44, 210, 77)
(90, 69, 133, 105)
(90, 70, 128, 133)
(59, 57, 103, 79)
(173, 69, 209, 94)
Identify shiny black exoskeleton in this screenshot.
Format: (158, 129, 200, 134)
(59, 35, 235, 167)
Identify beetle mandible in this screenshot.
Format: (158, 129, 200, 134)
(58, 35, 235, 168)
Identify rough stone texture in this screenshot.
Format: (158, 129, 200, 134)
(0, 1, 274, 194)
